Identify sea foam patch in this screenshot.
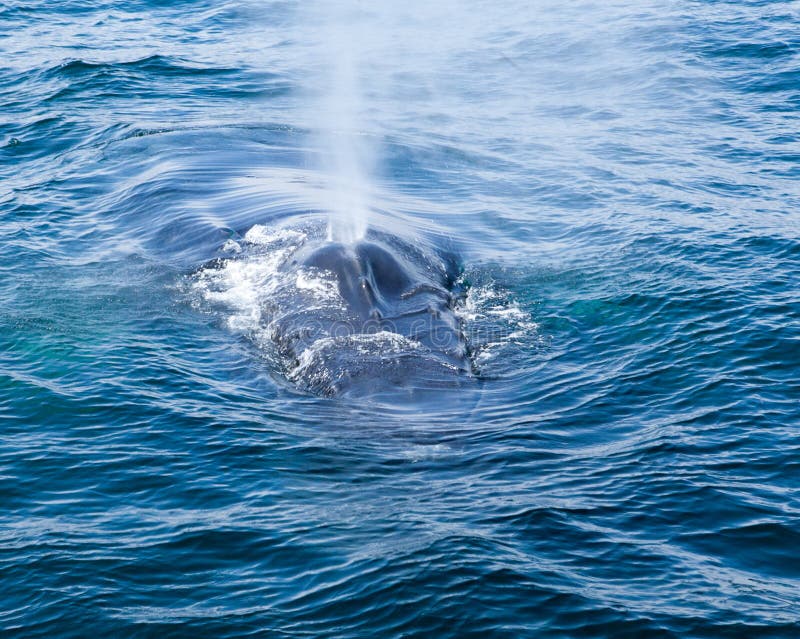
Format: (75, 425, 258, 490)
(455, 278, 539, 369)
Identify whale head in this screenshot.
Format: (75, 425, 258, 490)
(291, 240, 414, 321)
(271, 232, 471, 395)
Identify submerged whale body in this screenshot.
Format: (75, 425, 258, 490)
(268, 231, 473, 396)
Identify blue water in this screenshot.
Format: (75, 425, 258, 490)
(3, 0, 800, 636)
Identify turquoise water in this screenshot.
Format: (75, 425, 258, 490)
(2, 1, 800, 636)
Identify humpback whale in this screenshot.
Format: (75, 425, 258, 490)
(193, 223, 476, 396)
(271, 231, 473, 396)
(193, 223, 473, 396)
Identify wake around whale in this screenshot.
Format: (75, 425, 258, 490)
(192, 222, 475, 397)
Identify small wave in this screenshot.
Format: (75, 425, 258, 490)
(45, 55, 241, 79)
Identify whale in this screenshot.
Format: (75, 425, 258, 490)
(236, 225, 472, 396)
(192, 223, 475, 396)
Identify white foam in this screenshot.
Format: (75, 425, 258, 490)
(243, 225, 306, 247)
(191, 224, 309, 335)
(294, 269, 340, 302)
(221, 239, 242, 254)
(456, 281, 538, 365)
(287, 331, 430, 389)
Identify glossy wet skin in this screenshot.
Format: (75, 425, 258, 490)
(271, 234, 472, 393)
(294, 241, 414, 322)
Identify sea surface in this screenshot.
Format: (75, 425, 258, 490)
(2, 1, 800, 637)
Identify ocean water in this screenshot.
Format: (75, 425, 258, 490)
(2, 0, 800, 637)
